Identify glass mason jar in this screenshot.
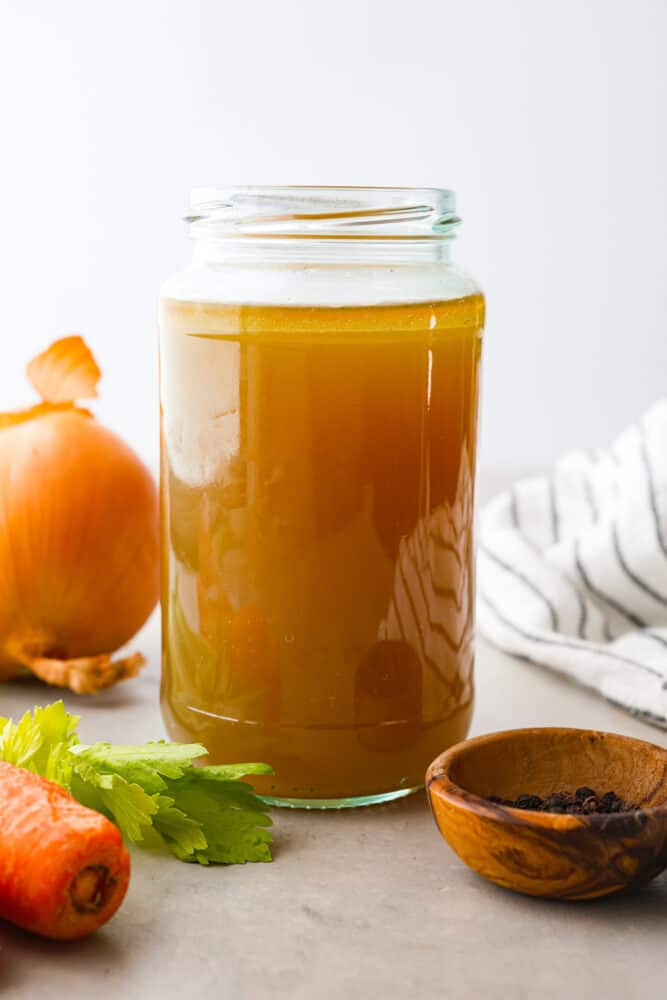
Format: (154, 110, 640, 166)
(159, 186, 485, 808)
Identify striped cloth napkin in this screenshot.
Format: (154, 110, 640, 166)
(477, 401, 667, 728)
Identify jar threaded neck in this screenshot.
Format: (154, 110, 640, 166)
(186, 186, 460, 241)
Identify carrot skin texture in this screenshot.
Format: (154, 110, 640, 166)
(0, 761, 130, 939)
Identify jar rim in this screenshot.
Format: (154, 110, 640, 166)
(186, 186, 460, 240)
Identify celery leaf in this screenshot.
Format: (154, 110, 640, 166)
(0, 702, 273, 864)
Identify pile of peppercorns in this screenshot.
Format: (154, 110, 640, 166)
(488, 787, 635, 815)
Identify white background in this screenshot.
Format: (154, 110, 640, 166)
(1, 0, 665, 472)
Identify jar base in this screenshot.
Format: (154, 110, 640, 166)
(259, 786, 421, 810)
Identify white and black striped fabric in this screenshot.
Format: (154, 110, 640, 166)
(478, 401, 667, 728)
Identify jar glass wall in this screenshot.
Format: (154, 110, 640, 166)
(159, 187, 485, 807)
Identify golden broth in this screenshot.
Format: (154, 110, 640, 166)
(159, 294, 484, 802)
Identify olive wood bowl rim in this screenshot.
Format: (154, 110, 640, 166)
(426, 726, 667, 829)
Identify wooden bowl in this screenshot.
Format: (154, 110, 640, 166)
(426, 728, 667, 900)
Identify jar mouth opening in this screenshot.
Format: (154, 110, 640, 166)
(186, 186, 460, 240)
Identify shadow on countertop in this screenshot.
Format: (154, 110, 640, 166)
(0, 920, 128, 995)
(455, 856, 667, 926)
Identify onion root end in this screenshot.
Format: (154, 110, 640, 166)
(5, 647, 146, 694)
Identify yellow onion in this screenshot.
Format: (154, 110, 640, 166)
(0, 336, 159, 693)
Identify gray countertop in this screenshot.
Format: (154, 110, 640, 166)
(2, 618, 666, 1000)
(2, 467, 667, 1000)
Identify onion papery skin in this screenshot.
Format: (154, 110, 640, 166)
(0, 406, 159, 681)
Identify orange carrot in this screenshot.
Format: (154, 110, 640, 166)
(0, 761, 130, 939)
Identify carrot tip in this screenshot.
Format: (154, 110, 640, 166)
(70, 865, 116, 914)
